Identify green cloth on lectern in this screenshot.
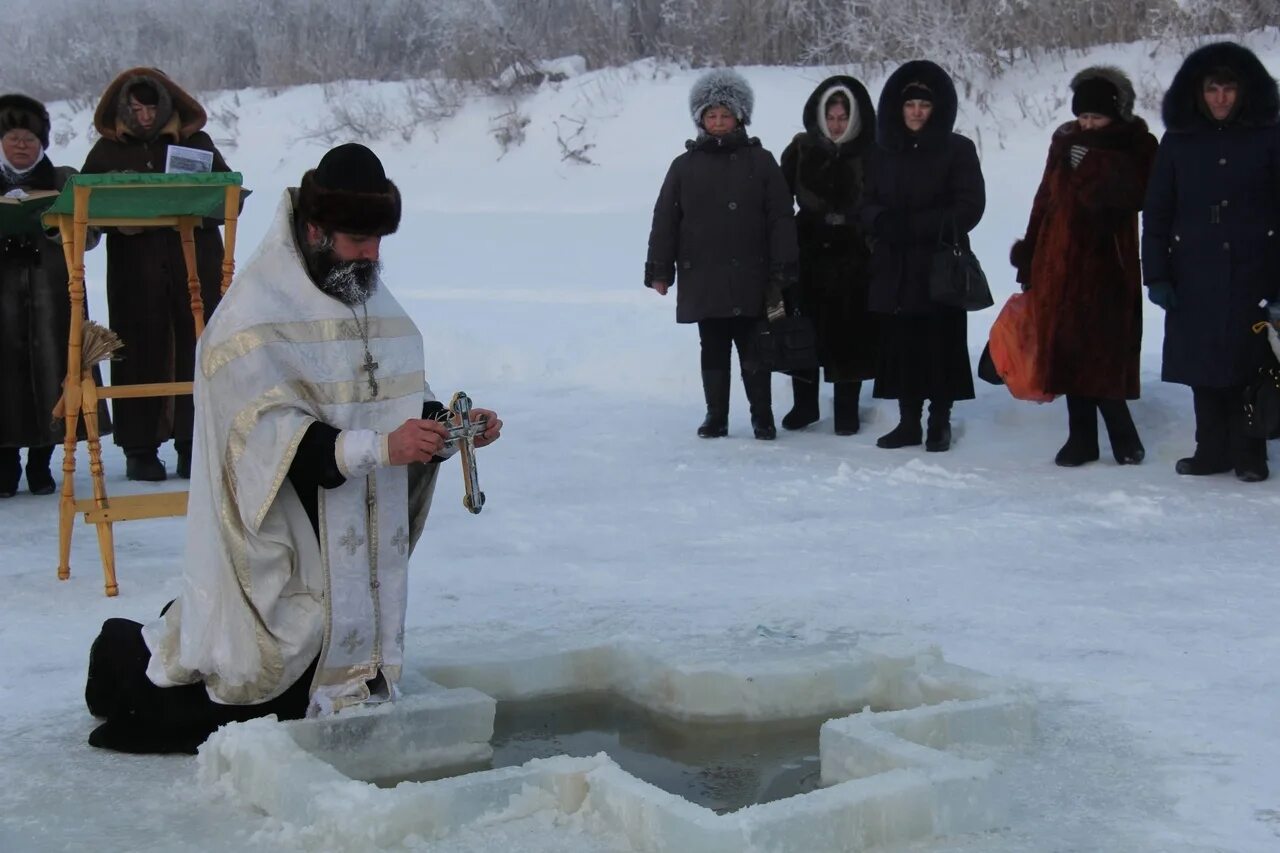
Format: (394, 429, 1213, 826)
(43, 172, 246, 224)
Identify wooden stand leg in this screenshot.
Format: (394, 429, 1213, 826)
(179, 219, 205, 337)
(57, 395, 79, 582)
(220, 185, 240, 297)
(57, 209, 86, 583)
(81, 377, 117, 597)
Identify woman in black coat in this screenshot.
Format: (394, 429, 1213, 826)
(779, 76, 878, 436)
(81, 68, 231, 482)
(646, 69, 798, 440)
(1142, 42, 1280, 483)
(860, 61, 985, 452)
(0, 94, 109, 497)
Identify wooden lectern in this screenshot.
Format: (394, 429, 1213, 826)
(43, 172, 244, 596)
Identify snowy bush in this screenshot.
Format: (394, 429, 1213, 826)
(5, 0, 1275, 101)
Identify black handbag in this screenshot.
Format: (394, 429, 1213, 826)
(1242, 365, 1280, 439)
(929, 219, 993, 311)
(756, 314, 818, 373)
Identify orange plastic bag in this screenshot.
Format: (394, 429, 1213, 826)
(988, 293, 1056, 403)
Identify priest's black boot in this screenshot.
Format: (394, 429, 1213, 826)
(0, 448, 19, 498)
(125, 446, 167, 482)
(925, 399, 952, 452)
(697, 370, 730, 438)
(1176, 387, 1230, 475)
(1098, 399, 1144, 465)
(782, 369, 820, 430)
(25, 445, 56, 495)
(742, 370, 776, 440)
(876, 399, 923, 449)
(833, 381, 861, 436)
(1055, 395, 1100, 466)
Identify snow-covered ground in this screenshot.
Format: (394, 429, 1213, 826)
(3, 31, 1280, 852)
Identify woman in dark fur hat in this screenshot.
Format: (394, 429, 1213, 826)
(779, 75, 878, 436)
(1011, 66, 1158, 468)
(860, 61, 985, 452)
(81, 68, 232, 483)
(1142, 42, 1280, 482)
(646, 68, 798, 440)
(0, 94, 110, 497)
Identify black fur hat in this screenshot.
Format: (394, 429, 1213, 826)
(297, 143, 401, 236)
(0, 94, 50, 149)
(1070, 67, 1136, 122)
(1162, 42, 1280, 132)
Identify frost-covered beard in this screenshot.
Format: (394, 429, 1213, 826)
(320, 257, 380, 305)
(305, 234, 381, 305)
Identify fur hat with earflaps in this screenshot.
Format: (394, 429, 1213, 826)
(297, 143, 401, 236)
(688, 69, 754, 129)
(0, 94, 50, 149)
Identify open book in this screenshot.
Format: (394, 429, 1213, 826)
(0, 190, 60, 236)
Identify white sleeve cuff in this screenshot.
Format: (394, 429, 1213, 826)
(335, 429, 384, 479)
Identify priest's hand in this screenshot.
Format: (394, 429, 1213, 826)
(471, 409, 503, 448)
(387, 418, 450, 465)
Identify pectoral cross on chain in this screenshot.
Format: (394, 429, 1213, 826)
(361, 350, 380, 397)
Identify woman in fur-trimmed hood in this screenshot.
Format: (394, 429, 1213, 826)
(645, 68, 798, 441)
(80, 68, 233, 483)
(1142, 41, 1280, 482)
(859, 60, 986, 453)
(778, 75, 878, 435)
(0, 93, 110, 496)
(1011, 66, 1158, 468)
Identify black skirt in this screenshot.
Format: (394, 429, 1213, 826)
(796, 252, 879, 384)
(873, 309, 975, 401)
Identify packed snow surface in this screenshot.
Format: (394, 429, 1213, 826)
(2, 31, 1279, 853)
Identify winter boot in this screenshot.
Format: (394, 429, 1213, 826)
(876, 399, 923, 449)
(1098, 399, 1144, 465)
(1055, 395, 1100, 467)
(1176, 387, 1231, 475)
(782, 369, 820, 431)
(1230, 404, 1269, 483)
(925, 399, 953, 452)
(833, 381, 861, 436)
(24, 445, 56, 495)
(175, 440, 193, 480)
(697, 370, 730, 438)
(742, 371, 776, 440)
(0, 448, 19, 498)
(125, 447, 167, 482)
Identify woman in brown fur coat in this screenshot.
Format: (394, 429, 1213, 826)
(1010, 67, 1158, 467)
(81, 68, 231, 482)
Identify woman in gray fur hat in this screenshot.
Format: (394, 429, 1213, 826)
(645, 69, 798, 440)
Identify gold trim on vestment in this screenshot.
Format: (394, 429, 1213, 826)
(200, 316, 420, 379)
(217, 371, 424, 532)
(312, 486, 333, 702)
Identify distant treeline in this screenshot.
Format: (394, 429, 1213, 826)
(9, 0, 1276, 102)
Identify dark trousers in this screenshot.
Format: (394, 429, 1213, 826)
(1192, 385, 1265, 467)
(697, 317, 760, 373)
(86, 616, 313, 754)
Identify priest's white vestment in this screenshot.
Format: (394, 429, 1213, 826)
(143, 190, 439, 715)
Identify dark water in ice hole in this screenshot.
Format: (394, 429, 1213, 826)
(372, 692, 838, 814)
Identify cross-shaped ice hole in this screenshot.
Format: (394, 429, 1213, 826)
(200, 641, 1035, 852)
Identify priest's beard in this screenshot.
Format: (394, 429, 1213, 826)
(305, 236, 381, 305)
